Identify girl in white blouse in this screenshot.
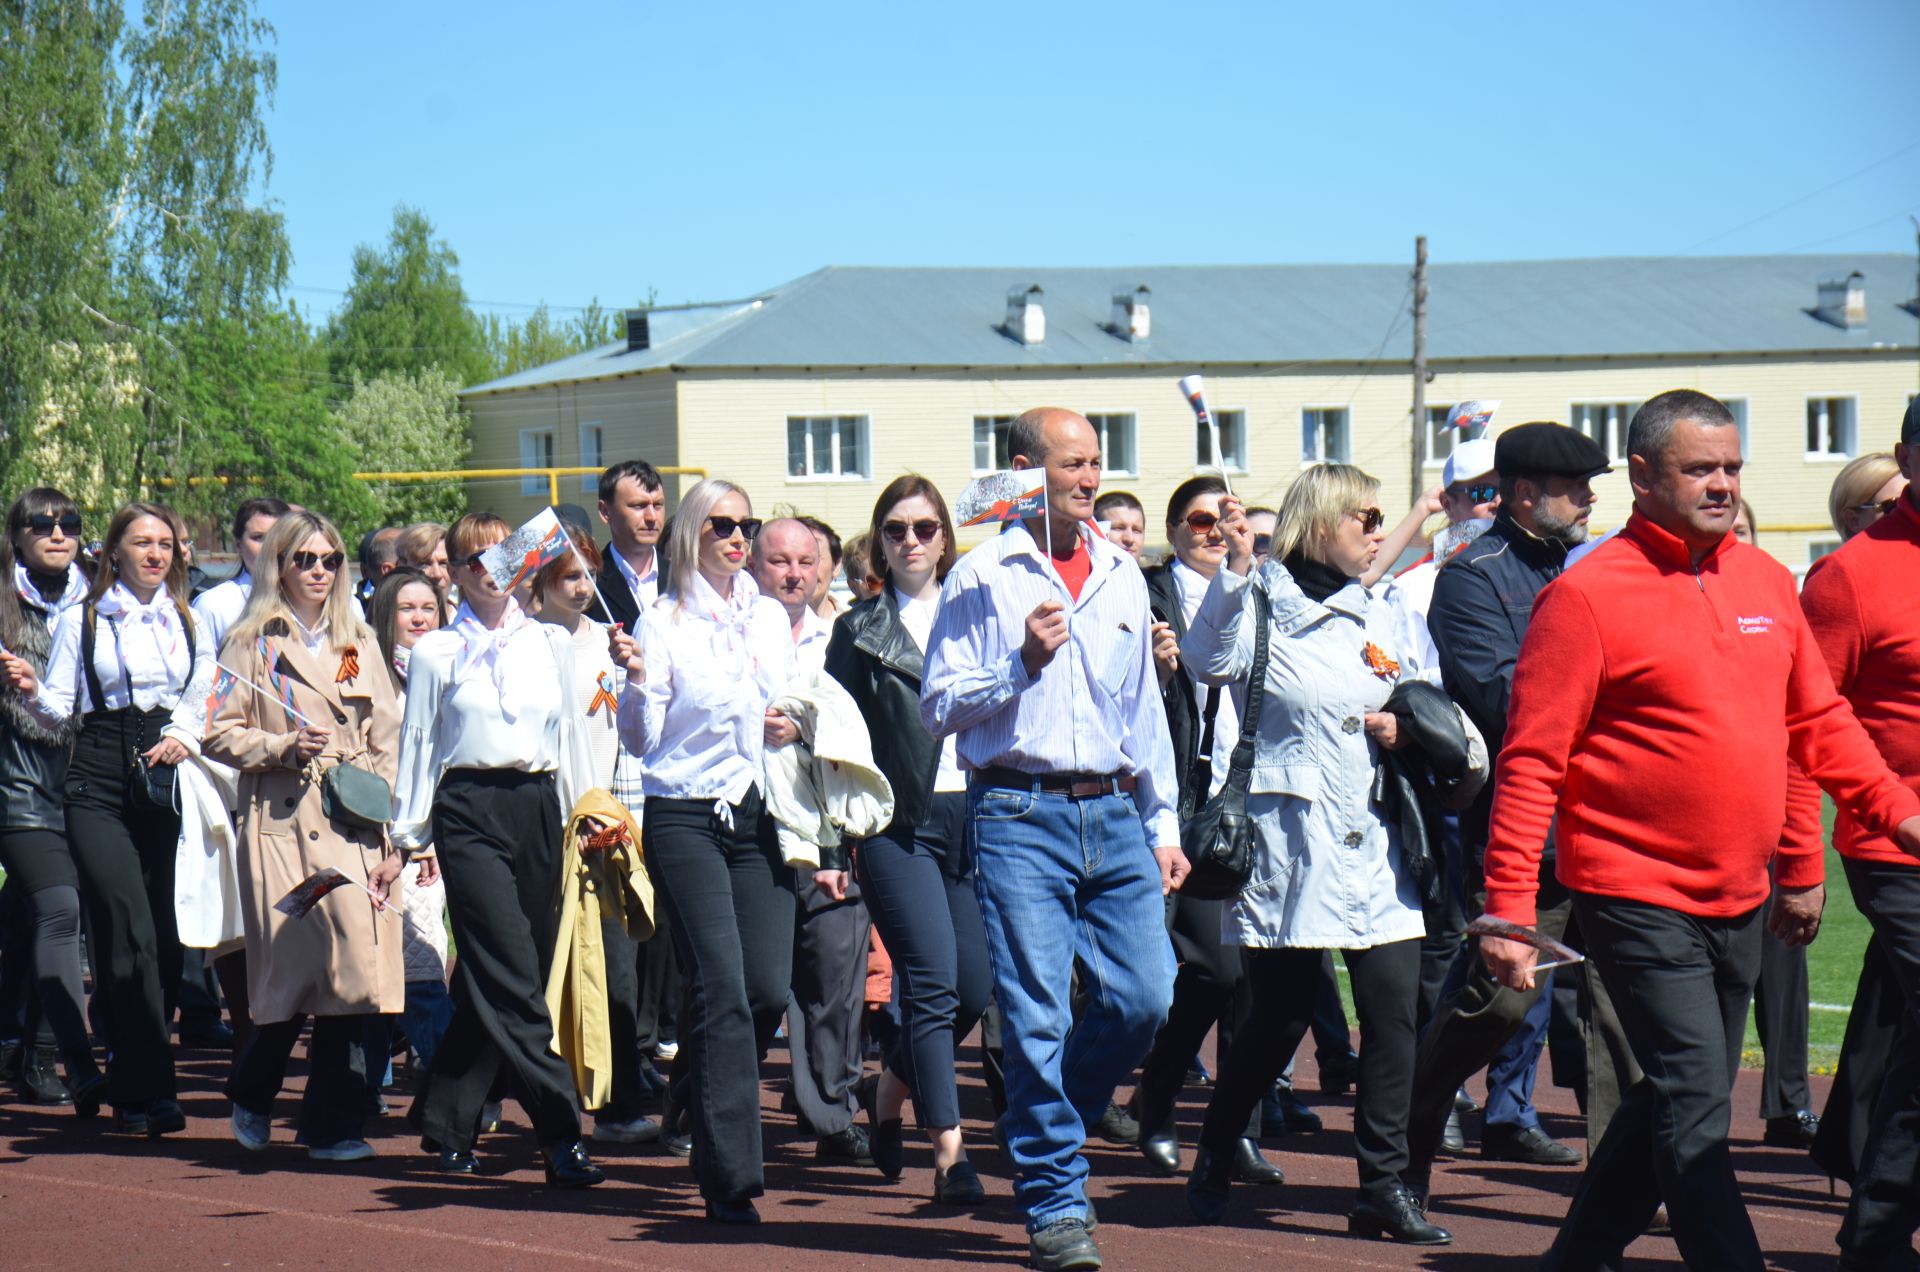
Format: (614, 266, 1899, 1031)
(5, 503, 206, 1137)
(611, 477, 796, 1224)
(390, 512, 604, 1189)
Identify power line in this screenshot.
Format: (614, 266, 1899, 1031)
(1674, 136, 1920, 255)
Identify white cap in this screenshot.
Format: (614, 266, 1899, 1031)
(1442, 436, 1498, 488)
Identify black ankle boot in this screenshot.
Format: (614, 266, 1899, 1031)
(1186, 1145, 1235, 1224)
(21, 1046, 71, 1104)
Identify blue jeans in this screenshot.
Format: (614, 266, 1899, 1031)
(968, 784, 1175, 1231)
(403, 976, 454, 1074)
(1484, 969, 1553, 1131)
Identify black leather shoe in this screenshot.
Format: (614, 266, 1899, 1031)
(1186, 1146, 1234, 1224)
(0, 1039, 21, 1083)
(115, 1106, 150, 1136)
(1138, 1133, 1181, 1175)
(705, 1197, 761, 1224)
(1453, 1087, 1480, 1116)
(933, 1159, 986, 1204)
(1317, 1051, 1359, 1096)
(178, 1019, 235, 1050)
(817, 1124, 874, 1166)
(1438, 1108, 1467, 1156)
(1480, 1124, 1581, 1165)
(20, 1046, 71, 1104)
(1184, 1059, 1212, 1088)
(1763, 1109, 1820, 1148)
(71, 1071, 108, 1119)
(145, 1099, 187, 1137)
(1233, 1137, 1284, 1185)
(1646, 1204, 1671, 1235)
(543, 1139, 606, 1188)
(1348, 1186, 1452, 1244)
(1028, 1217, 1102, 1270)
(1262, 1081, 1322, 1136)
(870, 1117, 904, 1180)
(663, 1129, 693, 1158)
(432, 1147, 477, 1174)
(1096, 1100, 1139, 1144)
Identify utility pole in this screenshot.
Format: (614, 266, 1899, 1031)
(1410, 235, 1428, 505)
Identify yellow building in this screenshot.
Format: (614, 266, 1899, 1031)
(461, 258, 1920, 569)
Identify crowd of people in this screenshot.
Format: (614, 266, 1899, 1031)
(2, 392, 1919, 1270)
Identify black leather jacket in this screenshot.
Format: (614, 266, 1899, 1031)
(0, 599, 77, 832)
(822, 587, 942, 870)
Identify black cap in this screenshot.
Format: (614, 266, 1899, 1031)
(1903, 395, 1920, 447)
(1494, 421, 1613, 480)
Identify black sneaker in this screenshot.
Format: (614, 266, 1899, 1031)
(1095, 1100, 1139, 1144)
(1763, 1109, 1819, 1148)
(1028, 1218, 1102, 1271)
(816, 1124, 875, 1166)
(1480, 1124, 1581, 1165)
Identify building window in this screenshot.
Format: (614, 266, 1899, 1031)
(787, 415, 869, 480)
(1570, 401, 1640, 463)
(1086, 412, 1138, 475)
(579, 422, 604, 492)
(1424, 405, 1455, 467)
(519, 429, 554, 496)
(973, 415, 1014, 473)
(1721, 398, 1749, 460)
(1301, 407, 1350, 464)
(1196, 409, 1248, 472)
(1808, 536, 1843, 564)
(1807, 397, 1858, 458)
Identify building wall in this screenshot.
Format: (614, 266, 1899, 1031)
(466, 372, 680, 526)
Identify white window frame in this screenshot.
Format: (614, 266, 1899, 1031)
(1804, 394, 1859, 461)
(972, 414, 1015, 475)
(1195, 407, 1250, 474)
(1568, 400, 1640, 464)
(1083, 411, 1139, 477)
(1423, 404, 1456, 468)
(519, 428, 555, 496)
(1808, 535, 1843, 565)
(786, 414, 872, 482)
(578, 421, 604, 493)
(1300, 405, 1351, 465)
(1719, 397, 1749, 461)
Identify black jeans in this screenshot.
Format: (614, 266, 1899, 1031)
(65, 709, 180, 1106)
(227, 1013, 373, 1147)
(412, 770, 582, 1152)
(1201, 938, 1421, 1197)
(1838, 856, 1920, 1263)
(1546, 893, 1764, 1272)
(0, 830, 94, 1075)
(644, 789, 794, 1202)
(1754, 880, 1811, 1119)
(856, 792, 991, 1131)
(1135, 890, 1253, 1142)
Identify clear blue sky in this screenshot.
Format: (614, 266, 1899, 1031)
(265, 0, 1920, 323)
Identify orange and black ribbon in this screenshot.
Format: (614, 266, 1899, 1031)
(583, 820, 630, 853)
(587, 670, 619, 718)
(1362, 641, 1401, 681)
(336, 645, 361, 684)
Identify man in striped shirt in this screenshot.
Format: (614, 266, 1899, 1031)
(923, 407, 1188, 1272)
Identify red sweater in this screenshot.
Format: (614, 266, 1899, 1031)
(1483, 512, 1920, 927)
(1794, 495, 1920, 865)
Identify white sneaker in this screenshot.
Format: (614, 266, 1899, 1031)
(481, 1101, 504, 1133)
(309, 1139, 375, 1162)
(654, 1041, 680, 1062)
(230, 1105, 272, 1151)
(593, 1115, 661, 1144)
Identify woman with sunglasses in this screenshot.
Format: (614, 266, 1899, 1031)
(5, 503, 204, 1136)
(0, 491, 104, 1111)
(821, 475, 991, 1203)
(393, 512, 603, 1188)
(610, 478, 796, 1224)
(1828, 452, 1907, 541)
(1179, 465, 1447, 1245)
(200, 512, 404, 1162)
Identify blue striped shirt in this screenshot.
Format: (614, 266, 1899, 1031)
(920, 520, 1181, 848)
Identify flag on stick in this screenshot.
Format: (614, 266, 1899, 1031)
(1177, 373, 1233, 495)
(482, 507, 573, 594)
(956, 471, 1048, 528)
(1446, 400, 1501, 434)
(1465, 914, 1585, 972)
(273, 866, 391, 917)
(204, 666, 239, 720)
(214, 661, 318, 728)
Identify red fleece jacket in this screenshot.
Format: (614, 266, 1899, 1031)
(1793, 495, 1920, 866)
(1483, 512, 1920, 927)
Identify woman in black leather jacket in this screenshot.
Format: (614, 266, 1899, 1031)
(0, 489, 105, 1113)
(821, 474, 990, 1205)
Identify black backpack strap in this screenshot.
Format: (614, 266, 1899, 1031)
(80, 603, 106, 715)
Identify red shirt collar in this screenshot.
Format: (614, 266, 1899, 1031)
(1621, 509, 1735, 571)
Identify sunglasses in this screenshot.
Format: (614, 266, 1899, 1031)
(1451, 483, 1499, 505)
(881, 518, 942, 545)
(1853, 499, 1898, 518)
(705, 515, 763, 541)
(27, 513, 82, 537)
(1351, 507, 1385, 534)
(290, 550, 345, 573)
(1177, 510, 1224, 536)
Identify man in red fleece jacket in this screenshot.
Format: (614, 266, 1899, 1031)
(1479, 389, 1920, 1272)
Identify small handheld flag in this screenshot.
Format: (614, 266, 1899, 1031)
(1446, 400, 1501, 434)
(956, 471, 1048, 528)
(204, 666, 239, 720)
(215, 661, 317, 728)
(273, 866, 391, 917)
(1466, 914, 1585, 973)
(483, 507, 572, 594)
(1177, 373, 1233, 495)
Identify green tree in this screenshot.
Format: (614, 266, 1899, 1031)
(327, 207, 492, 389)
(331, 368, 470, 528)
(480, 299, 624, 379)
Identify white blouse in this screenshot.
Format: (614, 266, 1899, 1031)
(389, 600, 595, 852)
(617, 571, 793, 804)
(554, 616, 622, 790)
(27, 582, 205, 727)
(893, 587, 966, 794)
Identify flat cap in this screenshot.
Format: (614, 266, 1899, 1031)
(1494, 421, 1612, 480)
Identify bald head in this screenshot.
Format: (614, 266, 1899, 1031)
(752, 517, 820, 624)
(1008, 407, 1094, 468)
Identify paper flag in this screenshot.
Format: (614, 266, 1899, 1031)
(1466, 914, 1586, 971)
(1178, 373, 1234, 493)
(203, 666, 238, 720)
(956, 471, 1047, 528)
(1446, 400, 1501, 432)
(274, 867, 355, 919)
(482, 507, 571, 594)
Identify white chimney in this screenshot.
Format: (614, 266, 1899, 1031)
(1815, 271, 1867, 329)
(1109, 285, 1151, 341)
(1005, 284, 1045, 345)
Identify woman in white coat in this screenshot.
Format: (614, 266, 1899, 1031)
(1179, 464, 1448, 1246)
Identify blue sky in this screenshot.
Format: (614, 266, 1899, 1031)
(266, 0, 1920, 323)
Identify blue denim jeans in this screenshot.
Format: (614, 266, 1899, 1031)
(403, 976, 454, 1074)
(968, 784, 1175, 1231)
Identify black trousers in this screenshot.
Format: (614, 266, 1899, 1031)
(227, 1013, 374, 1147)
(65, 709, 180, 1106)
(786, 874, 871, 1137)
(1754, 881, 1812, 1119)
(597, 910, 650, 1123)
(856, 793, 991, 1132)
(645, 789, 794, 1202)
(1135, 890, 1254, 1142)
(636, 905, 681, 1052)
(411, 770, 582, 1151)
(1816, 934, 1905, 1183)
(1201, 938, 1421, 1197)
(0, 830, 94, 1075)
(1838, 857, 1920, 1262)
(1416, 814, 1468, 1036)
(1546, 893, 1764, 1272)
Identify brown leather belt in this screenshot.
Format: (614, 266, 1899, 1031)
(971, 766, 1137, 799)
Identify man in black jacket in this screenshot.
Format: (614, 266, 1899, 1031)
(1405, 422, 1610, 1194)
(589, 459, 667, 630)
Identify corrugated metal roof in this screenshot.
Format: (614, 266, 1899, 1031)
(461, 256, 1919, 396)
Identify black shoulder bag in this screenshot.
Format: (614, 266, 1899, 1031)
(1177, 584, 1271, 901)
(83, 605, 193, 815)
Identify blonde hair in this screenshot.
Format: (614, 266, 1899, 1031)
(665, 478, 750, 610)
(394, 522, 446, 569)
(1271, 463, 1380, 564)
(223, 511, 374, 658)
(1829, 452, 1903, 538)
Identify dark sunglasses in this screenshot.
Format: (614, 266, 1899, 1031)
(881, 518, 942, 545)
(1450, 483, 1499, 505)
(27, 513, 82, 537)
(290, 550, 345, 573)
(463, 551, 489, 572)
(1352, 507, 1385, 534)
(1853, 499, 1898, 518)
(705, 515, 763, 540)
(1177, 510, 1223, 536)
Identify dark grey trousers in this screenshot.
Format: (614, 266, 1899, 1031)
(787, 876, 871, 1137)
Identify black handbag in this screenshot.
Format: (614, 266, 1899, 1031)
(1178, 584, 1271, 901)
(86, 610, 187, 814)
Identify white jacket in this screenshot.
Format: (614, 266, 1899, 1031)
(174, 753, 245, 952)
(763, 670, 895, 869)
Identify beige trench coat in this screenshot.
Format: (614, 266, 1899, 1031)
(202, 623, 405, 1024)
